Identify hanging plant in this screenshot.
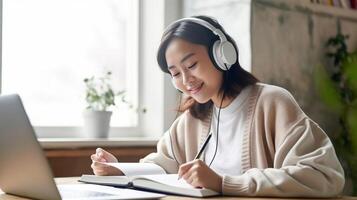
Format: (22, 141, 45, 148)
(315, 33, 357, 194)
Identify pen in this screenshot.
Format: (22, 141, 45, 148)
(194, 133, 212, 160)
(177, 133, 212, 180)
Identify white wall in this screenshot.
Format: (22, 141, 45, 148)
(0, 0, 2, 92)
(139, 0, 182, 138)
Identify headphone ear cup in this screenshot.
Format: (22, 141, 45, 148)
(212, 41, 227, 71)
(212, 41, 237, 71)
(221, 41, 237, 66)
(209, 41, 224, 71)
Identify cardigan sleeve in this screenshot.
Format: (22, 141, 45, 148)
(222, 86, 345, 197)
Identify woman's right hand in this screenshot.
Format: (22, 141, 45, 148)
(90, 148, 124, 176)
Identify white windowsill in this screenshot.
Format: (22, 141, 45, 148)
(39, 137, 158, 149)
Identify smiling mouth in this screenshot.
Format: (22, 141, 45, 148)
(188, 83, 203, 94)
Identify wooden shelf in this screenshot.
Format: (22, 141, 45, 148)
(45, 146, 156, 177)
(40, 138, 158, 177)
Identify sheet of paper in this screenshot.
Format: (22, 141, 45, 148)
(105, 162, 166, 176)
(58, 184, 165, 200)
(137, 174, 195, 189)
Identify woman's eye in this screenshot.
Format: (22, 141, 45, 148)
(172, 72, 180, 77)
(188, 62, 197, 69)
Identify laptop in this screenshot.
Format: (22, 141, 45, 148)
(0, 94, 164, 200)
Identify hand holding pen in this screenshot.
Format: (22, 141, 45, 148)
(178, 133, 211, 180)
(177, 134, 223, 192)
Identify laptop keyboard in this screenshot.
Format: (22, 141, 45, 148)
(59, 188, 116, 198)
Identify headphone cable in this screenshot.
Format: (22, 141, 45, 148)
(170, 73, 227, 168)
(208, 89, 225, 167)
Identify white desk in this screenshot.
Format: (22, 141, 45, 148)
(1, 177, 356, 200)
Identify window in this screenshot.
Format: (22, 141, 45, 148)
(2, 0, 139, 135)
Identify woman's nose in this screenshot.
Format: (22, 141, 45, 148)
(182, 71, 194, 86)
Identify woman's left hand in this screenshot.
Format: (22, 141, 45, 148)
(178, 159, 222, 192)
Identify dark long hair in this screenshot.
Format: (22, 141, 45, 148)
(157, 15, 259, 120)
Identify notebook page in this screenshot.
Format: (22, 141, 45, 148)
(105, 163, 166, 176)
(135, 174, 195, 189)
(79, 175, 131, 186)
(58, 184, 165, 199)
(132, 174, 219, 197)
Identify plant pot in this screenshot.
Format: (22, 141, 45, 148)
(82, 110, 112, 138)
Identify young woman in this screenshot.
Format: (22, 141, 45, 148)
(90, 16, 345, 197)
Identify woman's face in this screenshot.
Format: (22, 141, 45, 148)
(165, 38, 224, 105)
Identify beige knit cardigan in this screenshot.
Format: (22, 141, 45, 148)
(140, 83, 345, 197)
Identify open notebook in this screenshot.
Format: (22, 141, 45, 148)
(80, 163, 219, 197)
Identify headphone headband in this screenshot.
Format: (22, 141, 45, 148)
(169, 18, 228, 43)
(166, 17, 237, 71)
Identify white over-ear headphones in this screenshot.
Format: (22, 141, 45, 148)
(167, 17, 238, 71)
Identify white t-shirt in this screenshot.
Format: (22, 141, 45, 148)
(203, 85, 252, 176)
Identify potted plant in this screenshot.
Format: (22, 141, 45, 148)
(82, 71, 125, 138)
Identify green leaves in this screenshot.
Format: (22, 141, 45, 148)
(314, 64, 343, 114)
(340, 51, 357, 152)
(84, 71, 124, 111)
(343, 52, 357, 95)
(348, 100, 357, 153)
(317, 33, 357, 194)
(326, 34, 349, 67)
